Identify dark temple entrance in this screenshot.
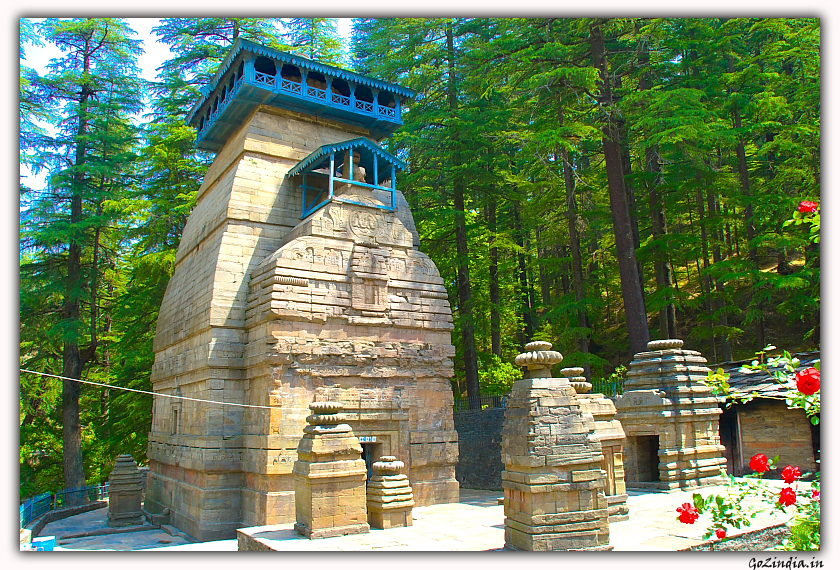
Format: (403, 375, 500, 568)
(360, 441, 382, 481)
(627, 435, 660, 483)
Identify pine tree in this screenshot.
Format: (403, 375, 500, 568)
(20, 18, 144, 493)
(283, 18, 344, 65)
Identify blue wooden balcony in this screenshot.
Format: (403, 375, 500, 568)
(287, 137, 406, 219)
(186, 39, 415, 152)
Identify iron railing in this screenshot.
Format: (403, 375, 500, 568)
(20, 482, 109, 529)
(591, 378, 623, 397)
(453, 394, 508, 412)
(453, 379, 623, 413)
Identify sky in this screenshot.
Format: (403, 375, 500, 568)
(21, 18, 355, 80)
(19, 18, 355, 192)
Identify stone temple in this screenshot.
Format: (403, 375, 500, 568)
(145, 39, 459, 541)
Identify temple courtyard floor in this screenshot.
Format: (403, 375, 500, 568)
(42, 482, 795, 552)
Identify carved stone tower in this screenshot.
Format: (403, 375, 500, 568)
(615, 339, 727, 490)
(145, 39, 459, 541)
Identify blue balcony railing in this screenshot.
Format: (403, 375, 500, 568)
(254, 71, 276, 88)
(331, 93, 350, 107)
(20, 483, 109, 529)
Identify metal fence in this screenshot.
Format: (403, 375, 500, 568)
(453, 394, 508, 412)
(453, 378, 624, 413)
(20, 483, 109, 529)
(591, 378, 623, 397)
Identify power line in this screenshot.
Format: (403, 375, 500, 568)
(20, 369, 274, 410)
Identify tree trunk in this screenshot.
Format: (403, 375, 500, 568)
(560, 131, 591, 379)
(62, 34, 94, 493)
(536, 225, 552, 309)
(707, 187, 733, 361)
(697, 187, 718, 363)
(731, 55, 764, 351)
(488, 194, 501, 357)
(647, 146, 677, 339)
(513, 199, 535, 346)
(591, 20, 650, 355)
(446, 22, 480, 408)
(637, 29, 676, 340)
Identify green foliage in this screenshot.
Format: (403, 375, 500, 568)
(282, 18, 344, 65)
(477, 355, 522, 397)
(703, 368, 731, 396)
(782, 478, 820, 550)
(20, 18, 820, 499)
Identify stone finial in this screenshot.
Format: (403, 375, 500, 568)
(367, 455, 414, 529)
(305, 401, 351, 434)
(514, 341, 563, 378)
(561, 367, 591, 394)
(372, 456, 404, 475)
(647, 339, 683, 351)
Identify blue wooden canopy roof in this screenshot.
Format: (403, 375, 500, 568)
(186, 39, 416, 151)
(288, 137, 406, 177)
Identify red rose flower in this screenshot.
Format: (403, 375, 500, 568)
(779, 487, 797, 507)
(799, 201, 819, 213)
(812, 490, 820, 501)
(782, 465, 802, 484)
(716, 528, 727, 539)
(677, 502, 700, 524)
(796, 368, 820, 395)
(749, 453, 770, 473)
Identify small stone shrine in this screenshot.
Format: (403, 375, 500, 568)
(561, 367, 629, 523)
(145, 39, 459, 540)
(366, 455, 415, 529)
(107, 454, 145, 527)
(293, 401, 370, 539)
(501, 342, 611, 551)
(615, 339, 727, 490)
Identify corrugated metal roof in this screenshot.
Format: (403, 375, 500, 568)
(709, 351, 820, 400)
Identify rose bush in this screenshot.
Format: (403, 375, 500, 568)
(676, 454, 820, 550)
(691, 349, 820, 549)
(750, 454, 770, 473)
(682, 202, 819, 550)
(782, 465, 802, 484)
(795, 368, 820, 396)
(798, 200, 819, 213)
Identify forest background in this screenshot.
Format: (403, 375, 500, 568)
(18, 17, 820, 498)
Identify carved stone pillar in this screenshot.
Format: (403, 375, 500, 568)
(366, 455, 414, 529)
(501, 342, 611, 551)
(561, 367, 629, 522)
(293, 402, 370, 539)
(107, 455, 145, 527)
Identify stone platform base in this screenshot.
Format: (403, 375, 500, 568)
(607, 494, 630, 523)
(293, 521, 370, 539)
(627, 476, 727, 492)
(368, 508, 413, 529)
(505, 527, 614, 552)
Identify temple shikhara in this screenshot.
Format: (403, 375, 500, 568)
(145, 39, 459, 541)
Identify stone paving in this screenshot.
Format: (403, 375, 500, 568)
(36, 484, 794, 552)
(39, 506, 194, 551)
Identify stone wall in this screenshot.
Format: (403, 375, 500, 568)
(737, 400, 818, 474)
(453, 408, 505, 491)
